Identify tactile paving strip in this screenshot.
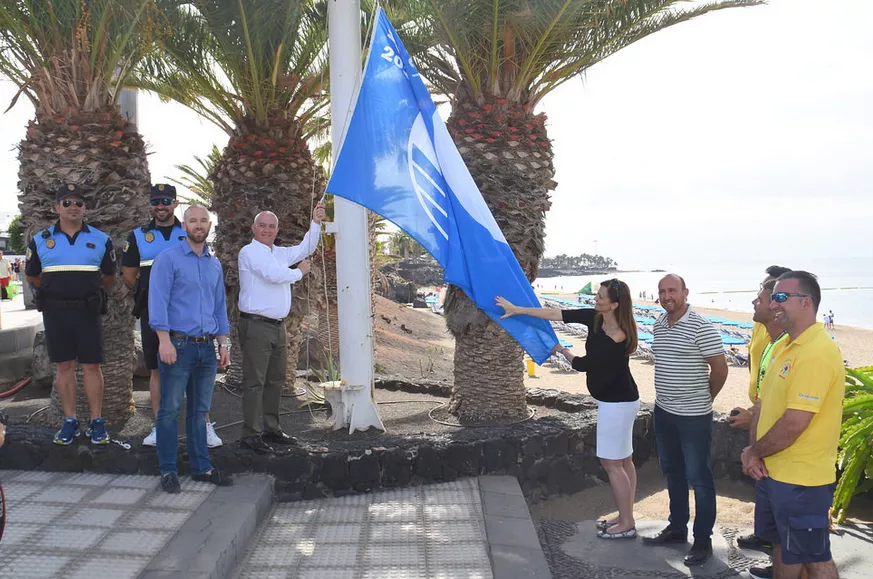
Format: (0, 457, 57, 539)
(233, 480, 493, 578)
(0, 471, 215, 579)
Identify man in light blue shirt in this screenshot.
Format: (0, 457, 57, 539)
(149, 205, 231, 493)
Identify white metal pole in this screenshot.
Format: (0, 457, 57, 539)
(326, 0, 384, 432)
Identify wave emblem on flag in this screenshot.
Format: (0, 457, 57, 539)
(327, 7, 559, 364)
(409, 114, 449, 242)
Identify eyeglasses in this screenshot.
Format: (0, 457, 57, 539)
(61, 199, 84, 208)
(771, 292, 808, 303)
(151, 198, 174, 207)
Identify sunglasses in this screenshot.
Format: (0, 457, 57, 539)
(151, 198, 174, 207)
(771, 292, 808, 303)
(61, 199, 84, 208)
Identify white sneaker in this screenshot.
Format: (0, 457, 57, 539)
(142, 427, 157, 447)
(206, 422, 223, 448)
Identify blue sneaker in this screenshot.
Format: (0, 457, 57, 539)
(53, 417, 80, 445)
(86, 418, 110, 445)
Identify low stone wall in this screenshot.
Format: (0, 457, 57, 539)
(0, 317, 41, 390)
(0, 378, 752, 500)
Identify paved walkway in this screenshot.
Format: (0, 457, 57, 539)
(0, 470, 214, 579)
(234, 478, 493, 579)
(0, 471, 549, 579)
(539, 518, 873, 578)
(0, 292, 40, 331)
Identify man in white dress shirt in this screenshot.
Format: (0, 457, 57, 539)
(238, 204, 325, 453)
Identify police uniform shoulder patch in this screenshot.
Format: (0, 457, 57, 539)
(26, 247, 32, 260)
(123, 241, 130, 253)
(45, 238, 56, 249)
(145, 232, 155, 243)
(86, 242, 96, 249)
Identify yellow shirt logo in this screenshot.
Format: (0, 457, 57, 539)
(779, 361, 791, 378)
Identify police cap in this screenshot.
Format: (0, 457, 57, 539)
(150, 184, 177, 201)
(56, 183, 84, 202)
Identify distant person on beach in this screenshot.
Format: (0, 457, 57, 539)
(827, 310, 835, 330)
(497, 279, 641, 540)
(0, 251, 11, 300)
(643, 274, 728, 567)
(742, 271, 845, 579)
(731, 266, 791, 570)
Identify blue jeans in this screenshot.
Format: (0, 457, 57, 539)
(654, 404, 716, 541)
(156, 339, 217, 475)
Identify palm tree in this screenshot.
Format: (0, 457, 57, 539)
(0, 0, 158, 424)
(390, 0, 762, 422)
(166, 144, 222, 207)
(135, 0, 330, 385)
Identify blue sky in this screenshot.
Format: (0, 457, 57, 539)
(1, 0, 871, 269)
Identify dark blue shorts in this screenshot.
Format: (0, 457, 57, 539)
(754, 477, 834, 565)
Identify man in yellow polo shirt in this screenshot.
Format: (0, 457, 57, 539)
(733, 267, 791, 566)
(742, 270, 844, 579)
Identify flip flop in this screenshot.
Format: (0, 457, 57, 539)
(597, 527, 637, 540)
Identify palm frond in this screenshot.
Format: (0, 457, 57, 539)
(166, 144, 221, 206)
(0, 0, 160, 118)
(387, 0, 764, 105)
(133, 0, 330, 135)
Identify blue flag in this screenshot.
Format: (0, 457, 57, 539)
(326, 8, 559, 364)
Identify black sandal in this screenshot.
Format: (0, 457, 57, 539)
(192, 469, 234, 486)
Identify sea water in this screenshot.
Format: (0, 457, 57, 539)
(536, 256, 873, 330)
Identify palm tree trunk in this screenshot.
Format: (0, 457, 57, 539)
(444, 98, 555, 423)
(18, 108, 150, 426)
(211, 118, 325, 388)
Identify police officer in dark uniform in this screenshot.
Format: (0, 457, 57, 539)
(122, 184, 221, 448)
(24, 184, 117, 445)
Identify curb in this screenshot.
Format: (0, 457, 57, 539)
(479, 475, 552, 579)
(139, 474, 274, 579)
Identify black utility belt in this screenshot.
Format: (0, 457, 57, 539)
(169, 331, 215, 343)
(239, 312, 284, 325)
(45, 298, 88, 310)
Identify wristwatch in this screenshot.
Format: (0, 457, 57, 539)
(219, 342, 231, 350)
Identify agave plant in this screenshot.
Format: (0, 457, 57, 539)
(0, 0, 159, 424)
(832, 366, 873, 524)
(134, 0, 331, 384)
(388, 0, 763, 422)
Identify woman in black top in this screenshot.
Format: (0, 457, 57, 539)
(497, 279, 640, 539)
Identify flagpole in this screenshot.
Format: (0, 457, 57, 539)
(326, 0, 385, 433)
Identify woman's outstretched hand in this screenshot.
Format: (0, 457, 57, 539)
(495, 296, 518, 319)
(551, 343, 573, 361)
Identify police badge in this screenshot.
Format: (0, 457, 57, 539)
(145, 232, 155, 243)
(46, 239, 56, 249)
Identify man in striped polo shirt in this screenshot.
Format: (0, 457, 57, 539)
(642, 274, 728, 567)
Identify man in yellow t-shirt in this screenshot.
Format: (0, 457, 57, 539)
(733, 273, 790, 562)
(742, 271, 845, 579)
